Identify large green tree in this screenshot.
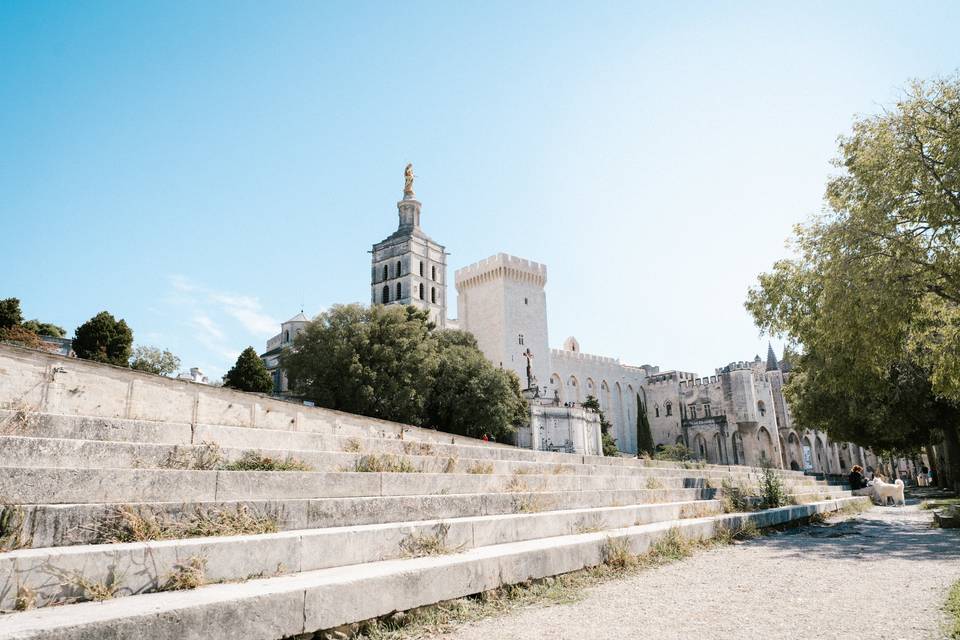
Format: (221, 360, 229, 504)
(22, 320, 66, 338)
(130, 346, 181, 376)
(72, 311, 133, 366)
(423, 330, 527, 441)
(0, 298, 23, 331)
(745, 73, 960, 489)
(223, 347, 274, 393)
(283, 304, 437, 425)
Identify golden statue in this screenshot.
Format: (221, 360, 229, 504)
(403, 163, 415, 197)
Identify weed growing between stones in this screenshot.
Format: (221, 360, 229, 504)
(720, 478, 756, 514)
(0, 400, 39, 435)
(601, 537, 637, 569)
(512, 494, 547, 514)
(921, 497, 960, 510)
(465, 462, 494, 474)
(159, 442, 224, 470)
(401, 442, 434, 456)
(757, 458, 787, 509)
(399, 523, 464, 558)
(160, 555, 207, 591)
(442, 457, 457, 473)
(62, 568, 125, 603)
(344, 439, 363, 453)
(351, 454, 419, 473)
(572, 514, 605, 534)
(93, 505, 278, 543)
(505, 477, 528, 493)
(222, 451, 313, 472)
(645, 477, 664, 490)
(944, 578, 960, 639)
(0, 502, 30, 551)
(14, 585, 36, 611)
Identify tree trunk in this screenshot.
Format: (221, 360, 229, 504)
(940, 426, 960, 494)
(925, 443, 940, 488)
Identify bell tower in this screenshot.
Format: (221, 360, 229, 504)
(370, 164, 447, 328)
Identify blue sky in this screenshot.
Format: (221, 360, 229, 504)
(2, 1, 958, 379)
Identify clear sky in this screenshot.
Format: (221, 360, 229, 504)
(2, 1, 958, 379)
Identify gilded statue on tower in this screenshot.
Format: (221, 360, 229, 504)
(403, 163, 415, 197)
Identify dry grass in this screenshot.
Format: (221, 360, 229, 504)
(645, 477, 664, 490)
(921, 497, 960, 511)
(14, 585, 36, 612)
(720, 478, 756, 514)
(0, 502, 30, 551)
(344, 438, 363, 453)
(160, 441, 223, 470)
(551, 464, 572, 475)
(466, 462, 494, 475)
(402, 442, 435, 457)
(601, 536, 637, 569)
(399, 523, 464, 558)
(93, 505, 278, 543)
(572, 515, 605, 534)
(505, 477, 528, 493)
(62, 568, 124, 603)
(512, 494, 548, 514)
(222, 451, 312, 472)
(160, 555, 207, 591)
(0, 400, 39, 435)
(442, 457, 458, 473)
(352, 454, 420, 473)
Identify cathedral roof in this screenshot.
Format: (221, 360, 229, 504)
(285, 312, 309, 324)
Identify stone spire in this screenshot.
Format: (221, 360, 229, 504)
(765, 342, 779, 371)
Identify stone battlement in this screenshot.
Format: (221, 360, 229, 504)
(645, 370, 697, 386)
(454, 253, 548, 290)
(550, 347, 619, 366)
(679, 374, 721, 388)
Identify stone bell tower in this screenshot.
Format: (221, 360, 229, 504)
(370, 164, 447, 328)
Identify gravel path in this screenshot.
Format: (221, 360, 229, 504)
(438, 497, 960, 640)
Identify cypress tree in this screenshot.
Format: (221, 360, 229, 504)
(636, 393, 654, 457)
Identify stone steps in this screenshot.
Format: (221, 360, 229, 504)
(0, 411, 812, 480)
(0, 435, 822, 489)
(0, 499, 725, 611)
(0, 498, 869, 639)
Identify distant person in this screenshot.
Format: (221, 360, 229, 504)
(919, 465, 929, 487)
(848, 465, 866, 490)
(482, 434, 489, 443)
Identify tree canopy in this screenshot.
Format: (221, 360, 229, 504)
(130, 346, 181, 376)
(72, 311, 133, 366)
(22, 319, 66, 338)
(223, 347, 274, 393)
(745, 74, 960, 480)
(583, 395, 618, 456)
(0, 298, 23, 331)
(282, 304, 527, 440)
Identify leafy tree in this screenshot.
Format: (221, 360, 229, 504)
(745, 74, 960, 490)
(424, 330, 527, 441)
(223, 347, 274, 393)
(0, 298, 23, 331)
(636, 394, 654, 457)
(0, 325, 49, 351)
(283, 304, 437, 425)
(22, 320, 66, 338)
(583, 394, 618, 456)
(130, 346, 181, 376)
(72, 311, 133, 366)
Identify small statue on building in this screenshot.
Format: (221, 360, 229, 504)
(403, 163, 415, 197)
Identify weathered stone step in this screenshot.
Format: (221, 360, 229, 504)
(0, 411, 812, 481)
(0, 497, 870, 639)
(9, 486, 721, 549)
(0, 499, 724, 611)
(0, 436, 823, 487)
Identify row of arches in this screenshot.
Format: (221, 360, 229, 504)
(377, 261, 440, 283)
(380, 283, 438, 304)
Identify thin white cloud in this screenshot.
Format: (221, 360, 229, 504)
(192, 314, 225, 341)
(210, 293, 277, 336)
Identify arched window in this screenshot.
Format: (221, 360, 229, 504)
(382, 285, 389, 303)
(283, 330, 289, 342)
(431, 265, 437, 281)
(655, 404, 660, 418)
(431, 287, 436, 303)
(418, 283, 424, 299)
(688, 404, 697, 419)
(396, 260, 401, 276)
(757, 401, 766, 417)
(665, 401, 673, 416)
(419, 261, 424, 277)
(382, 265, 388, 281)
(396, 282, 402, 300)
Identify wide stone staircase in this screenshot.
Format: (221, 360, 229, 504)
(0, 345, 867, 639)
